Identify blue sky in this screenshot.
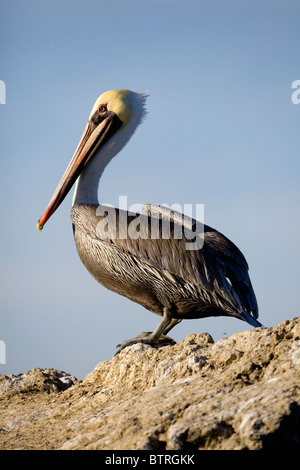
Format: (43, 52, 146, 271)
(1, 0, 299, 379)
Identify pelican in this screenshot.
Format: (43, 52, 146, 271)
(37, 89, 262, 351)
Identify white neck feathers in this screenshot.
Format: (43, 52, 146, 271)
(73, 91, 147, 206)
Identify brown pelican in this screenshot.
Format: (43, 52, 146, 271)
(37, 89, 262, 351)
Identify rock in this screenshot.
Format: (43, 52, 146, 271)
(0, 368, 79, 398)
(0, 318, 299, 450)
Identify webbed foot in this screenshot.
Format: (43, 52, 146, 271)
(115, 331, 176, 354)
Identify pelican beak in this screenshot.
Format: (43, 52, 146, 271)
(37, 112, 122, 231)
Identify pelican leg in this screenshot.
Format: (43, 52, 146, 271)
(116, 307, 178, 353)
(162, 318, 182, 335)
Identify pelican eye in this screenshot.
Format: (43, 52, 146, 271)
(91, 105, 108, 126)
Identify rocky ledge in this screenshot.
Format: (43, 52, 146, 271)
(0, 318, 299, 450)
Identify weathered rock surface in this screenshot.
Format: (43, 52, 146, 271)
(0, 318, 299, 450)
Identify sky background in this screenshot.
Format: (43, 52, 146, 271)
(1, 0, 299, 379)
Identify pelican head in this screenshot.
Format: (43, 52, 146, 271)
(37, 89, 147, 231)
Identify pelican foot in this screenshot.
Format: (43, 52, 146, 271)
(116, 332, 176, 354)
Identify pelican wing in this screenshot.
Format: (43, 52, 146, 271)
(71, 204, 260, 325)
(142, 204, 259, 319)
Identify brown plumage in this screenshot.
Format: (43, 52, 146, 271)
(71, 203, 261, 350)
